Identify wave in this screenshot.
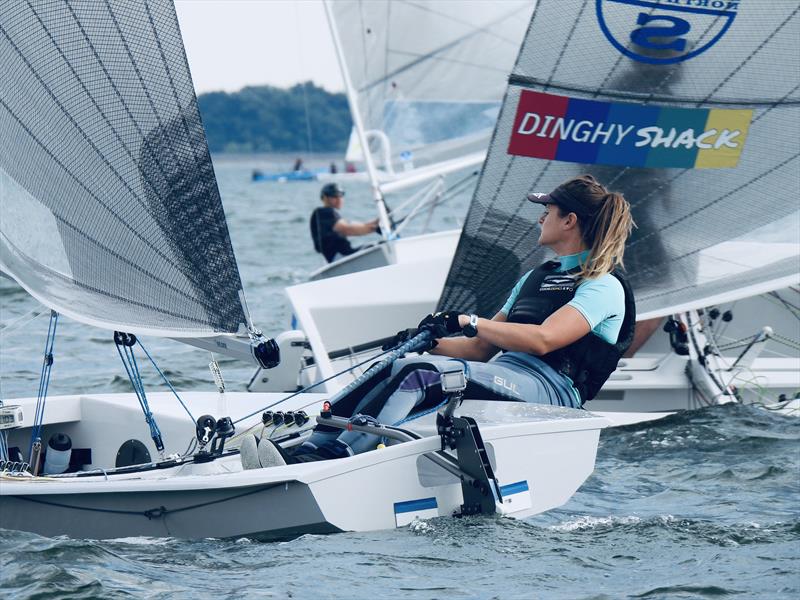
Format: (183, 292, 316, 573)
(545, 514, 800, 548)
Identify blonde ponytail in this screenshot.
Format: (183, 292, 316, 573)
(579, 192, 634, 280)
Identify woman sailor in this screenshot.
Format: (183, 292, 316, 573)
(254, 175, 636, 466)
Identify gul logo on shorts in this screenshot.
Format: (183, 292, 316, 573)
(596, 0, 741, 65)
(507, 90, 751, 169)
(493, 376, 521, 396)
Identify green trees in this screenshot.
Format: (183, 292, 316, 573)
(198, 83, 352, 154)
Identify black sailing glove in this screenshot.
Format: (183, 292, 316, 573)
(417, 311, 462, 339)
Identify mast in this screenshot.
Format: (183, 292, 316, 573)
(323, 0, 393, 240)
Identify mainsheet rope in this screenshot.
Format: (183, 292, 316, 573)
(233, 343, 399, 426)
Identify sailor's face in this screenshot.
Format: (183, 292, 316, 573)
(537, 203, 565, 245)
(327, 194, 344, 209)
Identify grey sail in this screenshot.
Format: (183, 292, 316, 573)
(328, 0, 535, 175)
(439, 0, 799, 319)
(0, 0, 248, 337)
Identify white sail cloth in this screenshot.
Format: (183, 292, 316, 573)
(329, 0, 535, 178)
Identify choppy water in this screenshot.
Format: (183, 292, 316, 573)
(1, 156, 798, 599)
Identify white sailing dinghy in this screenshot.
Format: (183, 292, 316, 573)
(305, 0, 535, 282)
(0, 0, 607, 540)
(257, 0, 799, 420)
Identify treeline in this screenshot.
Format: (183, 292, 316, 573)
(198, 83, 352, 153)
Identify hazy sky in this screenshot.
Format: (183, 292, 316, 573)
(174, 0, 344, 94)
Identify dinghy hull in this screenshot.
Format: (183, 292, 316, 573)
(0, 400, 608, 540)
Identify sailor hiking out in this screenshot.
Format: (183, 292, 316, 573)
(261, 175, 636, 465)
(309, 182, 380, 263)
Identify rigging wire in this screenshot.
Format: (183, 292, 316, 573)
(767, 290, 800, 320)
(137, 341, 195, 423)
(28, 311, 59, 461)
(114, 333, 164, 457)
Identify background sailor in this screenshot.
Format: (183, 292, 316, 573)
(309, 182, 379, 263)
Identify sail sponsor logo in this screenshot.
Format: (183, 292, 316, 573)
(507, 90, 751, 169)
(597, 0, 740, 64)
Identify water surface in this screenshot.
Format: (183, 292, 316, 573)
(1, 157, 797, 599)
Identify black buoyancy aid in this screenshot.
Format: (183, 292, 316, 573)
(506, 261, 636, 403)
(310, 207, 354, 262)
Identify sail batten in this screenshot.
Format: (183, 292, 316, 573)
(439, 0, 800, 320)
(1, 0, 248, 337)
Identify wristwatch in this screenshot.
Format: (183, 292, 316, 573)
(462, 314, 479, 338)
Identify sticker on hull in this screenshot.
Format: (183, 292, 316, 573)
(394, 497, 439, 527)
(499, 480, 532, 513)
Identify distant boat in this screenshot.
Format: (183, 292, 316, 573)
(251, 168, 321, 182)
(250, 168, 377, 184)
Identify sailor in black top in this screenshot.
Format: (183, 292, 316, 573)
(309, 183, 379, 263)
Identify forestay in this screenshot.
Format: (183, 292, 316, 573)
(0, 0, 249, 337)
(328, 0, 534, 179)
(439, 0, 800, 319)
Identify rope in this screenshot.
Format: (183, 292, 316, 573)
(232, 332, 434, 452)
(15, 483, 277, 519)
(136, 341, 195, 422)
(714, 333, 799, 353)
(28, 311, 59, 458)
(114, 333, 164, 454)
(715, 337, 756, 352)
(771, 333, 800, 351)
(767, 291, 800, 320)
(0, 388, 7, 463)
(233, 343, 400, 425)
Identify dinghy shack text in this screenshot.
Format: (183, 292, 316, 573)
(508, 90, 751, 169)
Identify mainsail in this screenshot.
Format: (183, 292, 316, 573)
(327, 0, 535, 191)
(439, 0, 800, 319)
(0, 0, 249, 337)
